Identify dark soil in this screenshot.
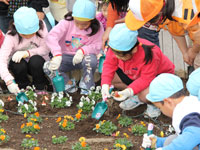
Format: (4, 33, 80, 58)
(0, 90, 171, 150)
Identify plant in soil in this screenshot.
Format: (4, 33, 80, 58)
(17, 99, 37, 114)
(0, 127, 10, 145)
(130, 124, 147, 136)
(52, 135, 68, 144)
(77, 96, 96, 113)
(88, 86, 102, 101)
(27, 112, 42, 123)
(113, 137, 133, 150)
(93, 120, 117, 136)
(21, 122, 40, 134)
(72, 137, 91, 150)
(50, 92, 72, 108)
(21, 138, 39, 149)
(25, 86, 38, 100)
(74, 109, 88, 122)
(117, 115, 133, 127)
(58, 118, 75, 131)
(0, 100, 8, 123)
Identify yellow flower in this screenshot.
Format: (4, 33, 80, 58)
(21, 123, 25, 129)
(56, 117, 62, 123)
(0, 109, 4, 113)
(26, 122, 33, 127)
(76, 113, 81, 119)
(34, 124, 40, 130)
(34, 147, 40, 150)
(0, 135, 5, 141)
(79, 137, 86, 142)
(0, 129, 5, 133)
(25, 135, 31, 138)
(123, 133, 129, 138)
(116, 131, 120, 136)
(81, 141, 87, 147)
(52, 135, 56, 138)
(115, 143, 121, 147)
(121, 145, 126, 150)
(24, 113, 27, 118)
(104, 149, 108, 150)
(34, 112, 40, 117)
(160, 131, 164, 137)
(31, 118, 37, 122)
(96, 124, 100, 129)
(116, 114, 121, 119)
(78, 109, 82, 113)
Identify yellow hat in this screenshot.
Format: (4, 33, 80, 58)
(125, 0, 163, 30)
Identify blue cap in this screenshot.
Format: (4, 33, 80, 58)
(109, 23, 138, 51)
(146, 73, 184, 102)
(72, 0, 96, 20)
(186, 68, 200, 100)
(14, 7, 39, 35)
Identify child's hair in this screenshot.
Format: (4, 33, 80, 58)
(110, 0, 129, 15)
(111, 41, 153, 65)
(8, 20, 44, 44)
(64, 11, 100, 37)
(149, 0, 175, 24)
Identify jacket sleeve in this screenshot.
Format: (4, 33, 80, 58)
(101, 49, 118, 85)
(28, 0, 49, 12)
(28, 21, 50, 57)
(106, 3, 119, 28)
(46, 20, 69, 56)
(160, 127, 200, 150)
(0, 35, 15, 83)
(81, 23, 104, 55)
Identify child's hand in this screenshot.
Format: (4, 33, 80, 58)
(49, 55, 62, 70)
(101, 84, 111, 98)
(1, 0, 9, 5)
(142, 133, 156, 148)
(72, 49, 84, 66)
(12, 51, 29, 63)
(112, 88, 133, 101)
(7, 81, 20, 95)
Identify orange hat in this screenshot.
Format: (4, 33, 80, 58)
(125, 0, 163, 30)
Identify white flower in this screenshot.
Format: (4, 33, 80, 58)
(79, 102, 83, 107)
(32, 85, 36, 90)
(92, 100, 95, 105)
(92, 106, 94, 110)
(69, 97, 72, 102)
(86, 97, 90, 103)
(34, 93, 37, 97)
(66, 101, 71, 107)
(66, 93, 70, 97)
(18, 109, 22, 113)
(96, 86, 101, 92)
(18, 101, 23, 106)
(26, 86, 32, 90)
(24, 104, 29, 110)
(29, 100, 34, 105)
(90, 86, 95, 91)
(0, 99, 4, 107)
(80, 96, 85, 101)
(88, 91, 92, 95)
(52, 93, 57, 97)
(33, 101, 37, 106)
(34, 106, 37, 111)
(58, 93, 63, 99)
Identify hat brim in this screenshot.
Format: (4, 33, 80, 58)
(125, 11, 146, 30)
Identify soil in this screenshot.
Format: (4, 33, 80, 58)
(0, 90, 171, 150)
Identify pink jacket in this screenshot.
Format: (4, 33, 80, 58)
(96, 12, 107, 30)
(46, 19, 104, 56)
(101, 38, 175, 94)
(0, 21, 50, 83)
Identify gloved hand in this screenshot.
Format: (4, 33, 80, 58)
(48, 55, 62, 70)
(101, 84, 111, 98)
(112, 88, 133, 101)
(7, 82, 20, 95)
(72, 49, 84, 66)
(142, 133, 156, 148)
(12, 51, 29, 63)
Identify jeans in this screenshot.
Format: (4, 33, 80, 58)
(0, 15, 12, 34)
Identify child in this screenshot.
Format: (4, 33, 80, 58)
(45, 0, 104, 95)
(0, 7, 51, 95)
(96, 1, 109, 30)
(142, 73, 200, 150)
(186, 67, 200, 100)
(101, 23, 174, 118)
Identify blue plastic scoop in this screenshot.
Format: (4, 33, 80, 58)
(52, 71, 65, 92)
(16, 92, 29, 103)
(98, 54, 105, 73)
(92, 85, 114, 120)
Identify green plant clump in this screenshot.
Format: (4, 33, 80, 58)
(118, 116, 133, 127)
(52, 135, 68, 144)
(114, 138, 133, 150)
(21, 138, 39, 149)
(131, 124, 147, 136)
